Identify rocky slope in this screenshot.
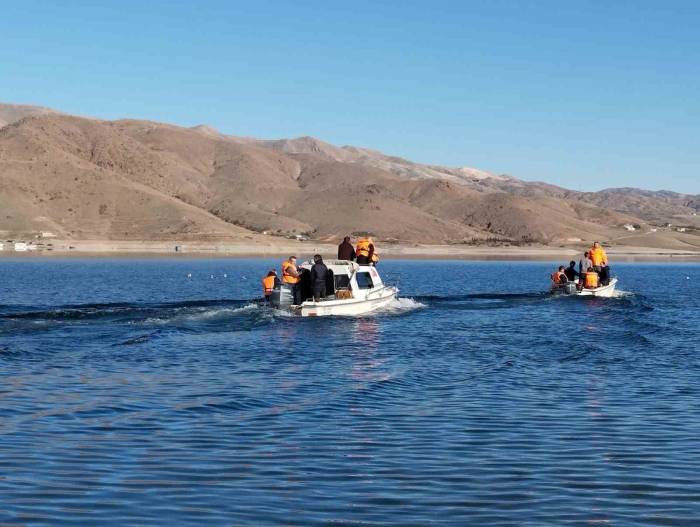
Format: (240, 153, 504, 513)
(0, 103, 697, 247)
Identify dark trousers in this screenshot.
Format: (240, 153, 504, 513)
(312, 284, 327, 301)
(289, 283, 302, 305)
(356, 255, 369, 264)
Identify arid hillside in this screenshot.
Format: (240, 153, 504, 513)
(1, 103, 698, 249)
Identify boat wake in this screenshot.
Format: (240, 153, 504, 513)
(378, 297, 426, 314)
(413, 292, 547, 310)
(0, 299, 270, 334)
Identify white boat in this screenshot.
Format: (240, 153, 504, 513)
(269, 259, 398, 317)
(552, 278, 618, 298)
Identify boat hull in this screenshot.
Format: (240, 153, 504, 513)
(298, 287, 398, 317)
(553, 278, 618, 298)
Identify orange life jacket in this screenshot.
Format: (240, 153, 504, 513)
(589, 246, 607, 267)
(371, 252, 379, 264)
(282, 261, 300, 284)
(262, 275, 276, 295)
(584, 272, 599, 289)
(355, 238, 373, 258)
(551, 271, 567, 284)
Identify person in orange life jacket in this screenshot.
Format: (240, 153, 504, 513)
(355, 237, 375, 265)
(281, 256, 302, 305)
(261, 270, 280, 303)
(589, 241, 610, 285)
(551, 265, 567, 286)
(370, 252, 380, 266)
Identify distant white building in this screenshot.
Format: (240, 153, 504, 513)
(677, 227, 687, 233)
(649, 228, 658, 233)
(623, 224, 636, 231)
(0, 243, 4, 251)
(40, 232, 57, 238)
(14, 242, 28, 252)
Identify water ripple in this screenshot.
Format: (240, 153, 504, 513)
(0, 260, 699, 526)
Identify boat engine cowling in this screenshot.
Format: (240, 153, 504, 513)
(270, 284, 294, 308)
(563, 282, 577, 295)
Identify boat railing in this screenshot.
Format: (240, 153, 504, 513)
(365, 284, 396, 297)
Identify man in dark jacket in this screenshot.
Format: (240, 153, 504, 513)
(563, 260, 579, 282)
(337, 236, 355, 261)
(310, 254, 329, 301)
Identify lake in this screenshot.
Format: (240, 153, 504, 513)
(1, 258, 699, 526)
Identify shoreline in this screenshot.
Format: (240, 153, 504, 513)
(1, 239, 700, 262)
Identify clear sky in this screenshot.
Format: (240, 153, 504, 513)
(1, 1, 698, 193)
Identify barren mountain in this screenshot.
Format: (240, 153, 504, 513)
(0, 103, 697, 248)
(0, 104, 59, 129)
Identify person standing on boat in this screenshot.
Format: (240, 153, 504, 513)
(282, 256, 302, 305)
(578, 251, 594, 289)
(261, 270, 279, 303)
(355, 237, 375, 265)
(337, 236, 355, 261)
(310, 254, 329, 302)
(589, 241, 610, 285)
(579, 251, 593, 276)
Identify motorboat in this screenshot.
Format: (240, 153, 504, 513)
(269, 260, 398, 316)
(552, 277, 618, 298)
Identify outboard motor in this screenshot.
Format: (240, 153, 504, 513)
(269, 284, 294, 308)
(563, 282, 577, 295)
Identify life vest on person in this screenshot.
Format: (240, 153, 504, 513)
(551, 271, 567, 284)
(371, 252, 379, 265)
(262, 275, 276, 295)
(589, 247, 607, 267)
(355, 238, 373, 258)
(282, 261, 300, 284)
(584, 272, 599, 289)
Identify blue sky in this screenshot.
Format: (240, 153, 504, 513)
(1, 1, 698, 193)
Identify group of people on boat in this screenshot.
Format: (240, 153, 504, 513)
(337, 236, 379, 265)
(551, 241, 611, 290)
(261, 236, 380, 303)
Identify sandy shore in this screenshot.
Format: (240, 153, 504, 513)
(2, 239, 700, 261)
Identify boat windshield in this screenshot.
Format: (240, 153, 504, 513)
(355, 271, 374, 290)
(335, 274, 351, 290)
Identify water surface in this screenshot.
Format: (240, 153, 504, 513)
(1, 259, 699, 526)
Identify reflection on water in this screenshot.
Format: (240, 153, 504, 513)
(0, 259, 699, 526)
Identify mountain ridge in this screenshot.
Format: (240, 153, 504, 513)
(1, 103, 698, 250)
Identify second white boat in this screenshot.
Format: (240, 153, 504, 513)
(552, 277, 619, 298)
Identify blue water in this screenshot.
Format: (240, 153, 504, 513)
(1, 259, 699, 526)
